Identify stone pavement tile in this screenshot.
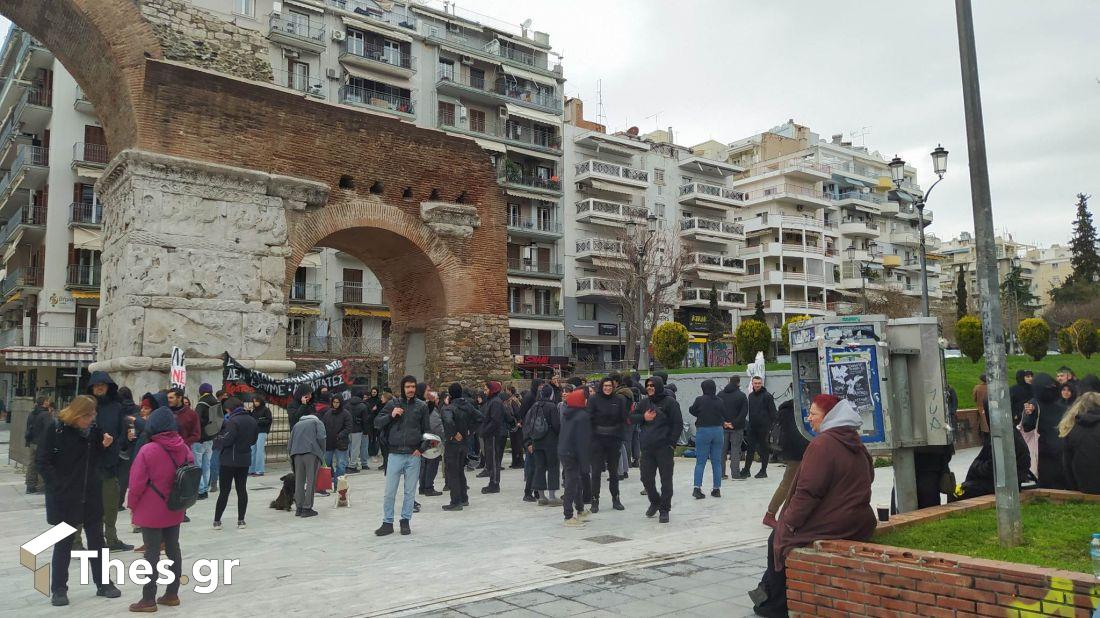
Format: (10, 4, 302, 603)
(570, 589, 638, 610)
(538, 581, 599, 598)
(582, 571, 645, 590)
(652, 561, 704, 576)
(493, 607, 547, 618)
(618, 568, 664, 582)
(684, 601, 758, 618)
(601, 599, 676, 617)
(498, 590, 559, 607)
(529, 599, 598, 617)
(646, 590, 712, 611)
(574, 610, 620, 618)
(418, 611, 471, 618)
(452, 599, 519, 617)
(684, 555, 739, 569)
(694, 578, 759, 603)
(615, 581, 672, 601)
(679, 566, 733, 584)
(646, 574, 712, 591)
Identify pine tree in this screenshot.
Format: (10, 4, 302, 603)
(955, 267, 968, 320)
(705, 286, 725, 345)
(753, 296, 767, 324)
(1000, 264, 1038, 311)
(1065, 193, 1100, 286)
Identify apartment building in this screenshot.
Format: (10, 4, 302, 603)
(938, 232, 1070, 311)
(1024, 244, 1071, 308)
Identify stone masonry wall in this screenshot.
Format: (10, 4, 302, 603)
(139, 0, 272, 81)
(422, 314, 512, 388)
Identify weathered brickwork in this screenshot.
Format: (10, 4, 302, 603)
(139, 0, 272, 81)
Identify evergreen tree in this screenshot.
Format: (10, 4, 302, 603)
(753, 296, 767, 324)
(955, 267, 968, 320)
(1065, 193, 1100, 286)
(1000, 263, 1038, 313)
(705, 286, 726, 346)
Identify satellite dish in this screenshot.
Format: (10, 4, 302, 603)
(521, 18, 533, 29)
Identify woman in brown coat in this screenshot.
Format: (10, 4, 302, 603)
(752, 394, 876, 618)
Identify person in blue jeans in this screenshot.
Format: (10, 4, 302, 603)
(321, 394, 352, 485)
(374, 375, 431, 536)
(248, 393, 272, 476)
(688, 379, 735, 499)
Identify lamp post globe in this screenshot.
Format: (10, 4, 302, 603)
(931, 144, 949, 177)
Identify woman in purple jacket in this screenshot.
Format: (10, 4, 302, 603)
(127, 406, 193, 611)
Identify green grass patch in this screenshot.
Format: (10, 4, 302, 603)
(875, 498, 1097, 574)
(945, 355, 1100, 409)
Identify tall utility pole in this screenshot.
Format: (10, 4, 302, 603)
(955, 0, 1022, 546)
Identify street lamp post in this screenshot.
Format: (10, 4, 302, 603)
(616, 311, 624, 369)
(889, 145, 948, 318)
(626, 214, 659, 372)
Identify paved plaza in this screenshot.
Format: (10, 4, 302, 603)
(0, 428, 979, 617)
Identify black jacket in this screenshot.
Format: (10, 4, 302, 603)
(689, 379, 732, 428)
(376, 396, 431, 454)
(479, 392, 509, 438)
(587, 389, 629, 436)
(1009, 370, 1032, 424)
(776, 399, 810, 461)
(633, 376, 683, 450)
(24, 404, 52, 447)
(442, 397, 482, 444)
(523, 393, 561, 447)
(347, 394, 368, 433)
(286, 384, 313, 431)
(718, 382, 748, 431)
(1022, 373, 1067, 489)
(86, 371, 127, 478)
(962, 429, 1031, 497)
(194, 392, 221, 443)
(36, 419, 107, 525)
(746, 387, 778, 434)
(321, 404, 353, 451)
(252, 403, 273, 434)
(557, 402, 592, 467)
(214, 408, 259, 468)
(1063, 406, 1100, 494)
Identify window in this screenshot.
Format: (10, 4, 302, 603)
(287, 317, 306, 349)
(469, 109, 486, 133)
(342, 317, 363, 340)
(655, 203, 666, 219)
(234, 0, 255, 18)
(342, 268, 363, 303)
(293, 267, 308, 300)
(536, 165, 553, 181)
(438, 58, 455, 81)
(535, 289, 553, 315)
(347, 28, 365, 56)
(287, 10, 311, 33)
(509, 287, 522, 312)
(287, 60, 310, 91)
(438, 101, 456, 127)
(75, 305, 97, 345)
(537, 207, 552, 231)
(507, 203, 521, 227)
(654, 169, 665, 185)
(577, 302, 597, 321)
(469, 67, 485, 90)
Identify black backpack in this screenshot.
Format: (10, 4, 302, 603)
(147, 443, 201, 511)
(527, 402, 554, 441)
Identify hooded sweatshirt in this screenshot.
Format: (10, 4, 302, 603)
(774, 399, 876, 571)
(689, 379, 731, 428)
(1009, 370, 1033, 424)
(127, 407, 193, 529)
(557, 389, 592, 466)
(633, 376, 683, 450)
(86, 371, 126, 477)
(1063, 403, 1100, 494)
(718, 381, 748, 431)
(588, 379, 629, 436)
(287, 384, 313, 430)
(289, 410, 326, 459)
(1024, 373, 1066, 488)
(524, 384, 561, 446)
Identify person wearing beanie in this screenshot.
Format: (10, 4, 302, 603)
(441, 383, 482, 510)
(375, 375, 431, 536)
(212, 397, 258, 530)
(478, 380, 508, 494)
(751, 394, 875, 618)
(558, 387, 592, 525)
(634, 376, 682, 523)
(192, 383, 221, 500)
(524, 383, 562, 506)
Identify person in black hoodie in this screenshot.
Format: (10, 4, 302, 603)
(1059, 392, 1100, 494)
(364, 387, 382, 459)
(321, 394, 353, 482)
(287, 384, 313, 431)
(116, 386, 139, 510)
(248, 393, 272, 476)
(690, 379, 733, 499)
(83, 371, 133, 551)
(634, 376, 683, 523)
(718, 376, 748, 479)
(958, 417, 1031, 500)
(558, 387, 592, 525)
(763, 399, 810, 528)
(441, 383, 482, 510)
(213, 397, 259, 529)
(1009, 370, 1034, 422)
(525, 383, 562, 506)
(587, 376, 629, 512)
(346, 387, 368, 474)
(374, 376, 432, 536)
(1021, 372, 1066, 489)
(740, 375, 777, 480)
(478, 381, 508, 494)
(416, 382, 443, 497)
(24, 395, 52, 494)
(36, 395, 122, 606)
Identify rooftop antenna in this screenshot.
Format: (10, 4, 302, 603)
(849, 126, 871, 146)
(645, 111, 662, 130)
(596, 79, 606, 128)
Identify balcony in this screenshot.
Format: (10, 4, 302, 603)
(271, 68, 325, 98)
(498, 81, 562, 114)
(507, 258, 563, 278)
(267, 15, 327, 54)
(72, 142, 109, 178)
(289, 282, 322, 303)
(766, 299, 831, 314)
(66, 264, 101, 289)
(506, 215, 563, 240)
(339, 84, 415, 117)
(0, 116, 30, 168)
(74, 86, 95, 114)
(29, 326, 99, 348)
(0, 145, 49, 207)
(838, 219, 880, 237)
(498, 171, 562, 196)
(743, 184, 833, 208)
(575, 238, 626, 262)
(510, 345, 566, 357)
(0, 205, 47, 248)
(834, 191, 885, 209)
(746, 159, 831, 182)
(286, 334, 388, 357)
(684, 252, 745, 280)
(508, 304, 563, 321)
(423, 26, 556, 76)
(439, 112, 562, 156)
(13, 87, 51, 133)
(679, 216, 745, 244)
(69, 201, 103, 227)
(326, 0, 419, 30)
(0, 267, 43, 299)
(897, 204, 934, 225)
(435, 68, 498, 106)
(741, 271, 828, 287)
(887, 231, 921, 247)
(742, 213, 838, 235)
(339, 40, 417, 80)
(575, 198, 647, 228)
(677, 182, 746, 209)
(741, 242, 837, 259)
(576, 277, 622, 299)
(575, 160, 649, 189)
(335, 281, 384, 305)
(680, 287, 746, 309)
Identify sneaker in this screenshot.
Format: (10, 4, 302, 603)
(109, 541, 135, 551)
(612, 497, 625, 511)
(128, 599, 157, 612)
(762, 512, 778, 528)
(576, 509, 591, 521)
(537, 497, 549, 506)
(237, 520, 246, 529)
(182, 515, 190, 523)
(133, 545, 146, 553)
(460, 499, 470, 506)
(295, 509, 303, 517)
(213, 521, 222, 531)
(645, 504, 659, 518)
(399, 519, 411, 535)
(546, 497, 563, 507)
(300, 509, 318, 518)
(476, 470, 490, 478)
(591, 499, 600, 513)
(197, 492, 208, 500)
(755, 471, 768, 479)
(564, 517, 585, 527)
(481, 484, 500, 494)
(659, 511, 670, 524)
(441, 503, 463, 511)
(693, 488, 706, 500)
(737, 471, 751, 480)
(346, 467, 360, 474)
(97, 583, 122, 598)
(523, 493, 537, 503)
(423, 489, 442, 497)
(722, 473, 729, 480)
(210, 485, 218, 493)
(316, 491, 330, 497)
(711, 488, 722, 498)
(375, 522, 394, 536)
(640, 489, 647, 496)
(51, 592, 69, 606)
(413, 502, 421, 513)
(156, 594, 180, 607)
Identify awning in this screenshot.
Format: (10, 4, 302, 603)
(505, 188, 557, 203)
(299, 252, 321, 269)
(509, 318, 564, 331)
(345, 307, 391, 318)
(341, 63, 408, 88)
(3, 346, 96, 367)
(71, 290, 100, 300)
(505, 142, 554, 159)
(834, 174, 867, 187)
(474, 138, 507, 154)
(587, 179, 635, 197)
(73, 227, 102, 250)
(506, 275, 561, 289)
(286, 0, 325, 13)
(288, 306, 321, 317)
(340, 16, 414, 43)
(571, 334, 622, 346)
(500, 63, 557, 89)
(889, 190, 915, 204)
(504, 103, 561, 127)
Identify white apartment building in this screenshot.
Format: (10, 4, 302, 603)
(939, 233, 1069, 311)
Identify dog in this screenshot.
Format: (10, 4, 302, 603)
(270, 472, 296, 511)
(334, 475, 350, 508)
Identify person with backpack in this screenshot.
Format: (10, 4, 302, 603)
(525, 383, 562, 506)
(441, 383, 482, 511)
(125, 406, 195, 611)
(192, 383, 222, 499)
(212, 397, 258, 530)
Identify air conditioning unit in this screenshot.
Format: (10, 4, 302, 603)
(306, 84, 324, 97)
(326, 67, 339, 80)
(447, 22, 462, 33)
(428, 26, 440, 38)
(282, 48, 300, 58)
(458, 105, 467, 121)
(460, 55, 473, 65)
(498, 106, 508, 118)
(272, 1, 282, 15)
(332, 30, 346, 42)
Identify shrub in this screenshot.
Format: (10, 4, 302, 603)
(956, 315, 984, 363)
(735, 319, 772, 365)
(1017, 318, 1051, 362)
(1069, 319, 1098, 358)
(650, 321, 690, 369)
(779, 315, 811, 354)
(1057, 328, 1074, 354)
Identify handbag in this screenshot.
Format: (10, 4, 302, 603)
(315, 465, 333, 492)
(939, 469, 957, 496)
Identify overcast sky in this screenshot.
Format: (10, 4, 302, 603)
(2, 2, 1096, 246)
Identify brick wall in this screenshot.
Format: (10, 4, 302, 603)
(786, 492, 1100, 617)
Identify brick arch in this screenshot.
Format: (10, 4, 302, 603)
(0, 0, 162, 152)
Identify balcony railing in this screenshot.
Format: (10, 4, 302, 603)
(771, 299, 829, 312)
(508, 304, 563, 318)
(75, 86, 93, 109)
(70, 201, 103, 226)
(436, 67, 491, 92)
(286, 334, 388, 356)
(501, 172, 561, 192)
(678, 181, 746, 202)
(575, 198, 648, 222)
(340, 40, 416, 71)
(326, 0, 418, 31)
(268, 14, 326, 45)
(836, 191, 885, 205)
(335, 281, 383, 304)
(680, 216, 744, 236)
(271, 68, 325, 96)
(506, 216, 563, 235)
(746, 212, 838, 231)
(745, 184, 832, 203)
(576, 159, 649, 184)
(576, 238, 626, 258)
(681, 288, 745, 305)
(839, 219, 880, 231)
(13, 143, 48, 171)
(15, 87, 51, 116)
(289, 282, 322, 302)
(72, 142, 109, 166)
(0, 205, 46, 246)
(576, 277, 622, 294)
(0, 266, 43, 297)
(339, 84, 414, 115)
(688, 252, 744, 271)
(30, 325, 98, 347)
(510, 345, 566, 357)
(751, 159, 831, 177)
(507, 258, 562, 276)
(497, 82, 561, 113)
(66, 264, 101, 288)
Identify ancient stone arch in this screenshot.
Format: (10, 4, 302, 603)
(0, 0, 511, 393)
